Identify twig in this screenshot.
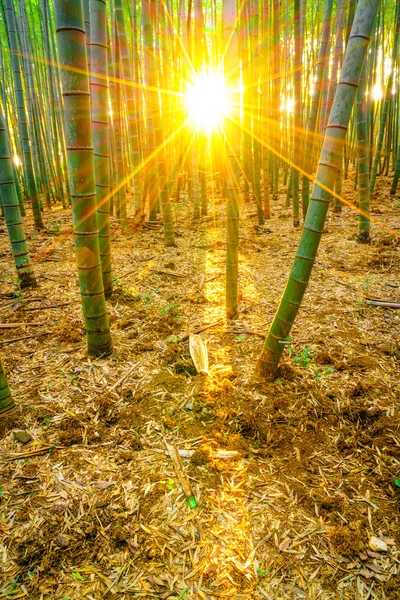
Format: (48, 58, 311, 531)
(104, 559, 133, 594)
(226, 328, 265, 339)
(23, 301, 79, 312)
(180, 319, 223, 342)
(154, 270, 186, 278)
(107, 363, 137, 393)
(205, 275, 219, 283)
(1, 445, 56, 463)
(365, 298, 400, 308)
(0, 322, 44, 329)
(113, 269, 137, 283)
(332, 279, 356, 290)
(0, 331, 50, 346)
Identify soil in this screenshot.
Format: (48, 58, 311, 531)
(0, 173, 399, 599)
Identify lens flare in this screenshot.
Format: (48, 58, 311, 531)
(186, 71, 228, 133)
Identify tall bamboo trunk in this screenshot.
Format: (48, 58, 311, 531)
(370, 0, 400, 195)
(4, 0, 44, 229)
(256, 0, 380, 380)
(54, 0, 113, 357)
(356, 62, 371, 243)
(223, 0, 240, 320)
(293, 0, 302, 227)
(0, 107, 37, 289)
(301, 0, 333, 218)
(90, 0, 112, 297)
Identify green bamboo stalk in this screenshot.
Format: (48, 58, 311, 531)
(293, 0, 302, 228)
(41, 0, 64, 203)
(250, 0, 264, 226)
(390, 147, 400, 196)
(0, 356, 15, 415)
(261, 0, 270, 219)
(152, 2, 175, 245)
(0, 106, 36, 289)
(54, 0, 112, 357)
(142, 0, 158, 224)
(301, 0, 333, 218)
(194, 0, 207, 217)
(370, 1, 400, 195)
(272, 0, 281, 199)
(4, 0, 44, 229)
(356, 62, 370, 243)
(47, 0, 70, 205)
(223, 0, 240, 320)
(90, 0, 112, 298)
(18, 0, 53, 210)
(83, 0, 91, 75)
(114, 0, 139, 228)
(239, 0, 250, 203)
(256, 0, 380, 380)
(0, 45, 25, 217)
(110, 16, 124, 223)
(131, 0, 143, 223)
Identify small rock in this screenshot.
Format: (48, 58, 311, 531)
(202, 407, 208, 413)
(368, 536, 388, 552)
(57, 534, 70, 547)
(185, 402, 194, 411)
(14, 430, 32, 444)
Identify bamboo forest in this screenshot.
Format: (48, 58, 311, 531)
(1, 0, 400, 596)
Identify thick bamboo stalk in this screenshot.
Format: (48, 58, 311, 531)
(54, 0, 113, 356)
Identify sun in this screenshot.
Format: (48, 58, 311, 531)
(185, 71, 228, 133)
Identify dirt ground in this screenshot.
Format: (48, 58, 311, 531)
(0, 173, 399, 599)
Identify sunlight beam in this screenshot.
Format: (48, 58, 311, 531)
(185, 71, 228, 134)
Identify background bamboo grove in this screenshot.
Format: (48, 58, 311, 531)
(1, 0, 399, 392)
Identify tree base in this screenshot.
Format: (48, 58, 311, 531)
(19, 272, 38, 289)
(357, 231, 370, 244)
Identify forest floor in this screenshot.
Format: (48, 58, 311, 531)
(1, 174, 400, 600)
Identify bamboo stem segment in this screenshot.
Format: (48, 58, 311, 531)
(54, 0, 113, 357)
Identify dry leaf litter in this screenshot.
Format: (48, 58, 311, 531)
(0, 173, 399, 599)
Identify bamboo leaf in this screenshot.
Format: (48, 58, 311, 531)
(189, 334, 209, 374)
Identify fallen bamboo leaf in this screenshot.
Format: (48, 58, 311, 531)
(279, 538, 291, 551)
(198, 273, 205, 291)
(189, 334, 209, 374)
(368, 536, 388, 552)
(95, 480, 114, 490)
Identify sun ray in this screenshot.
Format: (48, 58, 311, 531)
(227, 113, 398, 237)
(32, 118, 191, 264)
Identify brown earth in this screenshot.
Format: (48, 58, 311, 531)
(0, 173, 399, 599)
